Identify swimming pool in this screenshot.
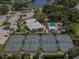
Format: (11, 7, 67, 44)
(27, 0, 55, 8)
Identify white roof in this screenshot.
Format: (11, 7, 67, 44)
(73, 3, 79, 10)
(73, 56, 79, 59)
(26, 19, 43, 30)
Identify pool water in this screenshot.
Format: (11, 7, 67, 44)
(50, 22, 56, 26)
(27, 0, 55, 8)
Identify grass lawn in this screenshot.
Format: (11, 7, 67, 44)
(43, 53, 65, 58)
(71, 23, 79, 38)
(16, 27, 29, 33)
(0, 44, 4, 53)
(20, 28, 29, 33)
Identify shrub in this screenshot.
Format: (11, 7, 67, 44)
(0, 5, 8, 14)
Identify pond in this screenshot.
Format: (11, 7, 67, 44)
(27, 0, 55, 8)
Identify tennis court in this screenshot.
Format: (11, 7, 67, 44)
(4, 34, 74, 55)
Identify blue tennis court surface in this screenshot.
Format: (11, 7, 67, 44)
(4, 34, 74, 55)
(24, 35, 40, 53)
(4, 35, 25, 55)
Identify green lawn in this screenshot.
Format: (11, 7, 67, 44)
(20, 28, 29, 33)
(43, 53, 65, 58)
(71, 23, 79, 38)
(0, 45, 4, 53)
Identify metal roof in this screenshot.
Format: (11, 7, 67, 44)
(26, 19, 43, 30)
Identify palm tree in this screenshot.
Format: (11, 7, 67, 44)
(62, 0, 79, 8)
(68, 47, 79, 58)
